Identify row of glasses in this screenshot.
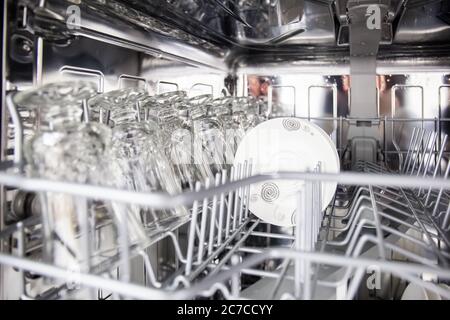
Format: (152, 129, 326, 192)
(15, 81, 101, 272)
(16, 81, 266, 273)
(88, 88, 189, 241)
(144, 93, 215, 188)
(26, 121, 111, 271)
(13, 81, 98, 141)
(143, 92, 267, 189)
(87, 87, 148, 125)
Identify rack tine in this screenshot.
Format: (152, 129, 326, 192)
(99, 108, 104, 124)
(217, 169, 227, 246)
(82, 99, 90, 123)
(16, 222, 26, 297)
(417, 132, 438, 194)
(407, 129, 426, 174)
(232, 164, 242, 232)
(314, 163, 323, 243)
(403, 127, 418, 173)
(269, 258, 291, 299)
(368, 186, 386, 259)
(117, 204, 130, 284)
(6, 93, 24, 170)
(197, 179, 211, 264)
(244, 160, 253, 220)
(225, 166, 235, 237)
(415, 131, 433, 177)
(432, 161, 450, 217)
(185, 182, 201, 276)
(425, 134, 448, 206)
(238, 161, 247, 225)
(318, 163, 323, 236)
(442, 202, 450, 230)
(411, 129, 430, 175)
(139, 250, 161, 289)
(135, 101, 142, 122)
(407, 128, 424, 173)
(346, 267, 366, 300)
(230, 255, 241, 299)
(208, 173, 221, 256)
(75, 197, 91, 274)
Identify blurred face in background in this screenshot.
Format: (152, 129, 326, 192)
(377, 75, 387, 92)
(248, 76, 261, 97)
(260, 80, 270, 96)
(341, 75, 350, 92)
(248, 76, 271, 97)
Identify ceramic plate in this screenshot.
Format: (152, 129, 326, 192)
(234, 117, 340, 226)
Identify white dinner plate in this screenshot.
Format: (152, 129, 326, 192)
(401, 282, 443, 300)
(233, 117, 340, 227)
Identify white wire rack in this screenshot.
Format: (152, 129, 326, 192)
(0, 121, 450, 299)
(1, 83, 450, 300)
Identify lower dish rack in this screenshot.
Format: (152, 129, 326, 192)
(1, 125, 450, 300)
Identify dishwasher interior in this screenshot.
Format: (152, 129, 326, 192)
(1, 0, 450, 300)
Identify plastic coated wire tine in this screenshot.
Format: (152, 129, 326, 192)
(144, 106, 149, 122)
(443, 202, 450, 230)
(405, 128, 422, 174)
(244, 160, 253, 220)
(217, 169, 227, 246)
(346, 267, 366, 300)
(295, 190, 303, 299)
(185, 182, 201, 276)
(139, 250, 161, 289)
(99, 108, 104, 124)
(432, 161, 450, 217)
(425, 134, 448, 206)
(404, 129, 422, 174)
(315, 163, 322, 243)
(117, 205, 130, 284)
(303, 261, 312, 300)
(231, 255, 240, 298)
(317, 183, 321, 241)
(16, 222, 26, 297)
(197, 179, 211, 264)
(398, 188, 449, 266)
(238, 161, 247, 225)
(403, 127, 418, 173)
(311, 170, 316, 244)
(410, 129, 429, 175)
(135, 101, 142, 122)
(417, 132, 439, 196)
(82, 99, 89, 123)
(368, 186, 386, 259)
(6, 93, 24, 168)
(312, 182, 317, 244)
(318, 165, 323, 223)
(225, 166, 235, 237)
(307, 183, 313, 251)
(415, 131, 433, 178)
(76, 197, 91, 274)
(208, 173, 221, 256)
(232, 164, 242, 231)
(269, 258, 291, 299)
(408, 129, 426, 174)
(297, 183, 312, 298)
